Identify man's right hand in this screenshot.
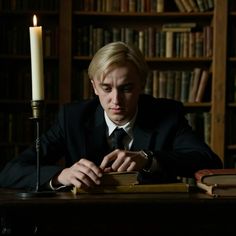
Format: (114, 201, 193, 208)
(52, 159, 103, 189)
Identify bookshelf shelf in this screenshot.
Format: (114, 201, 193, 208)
(74, 11, 213, 18)
(73, 56, 212, 62)
(1, 11, 59, 15)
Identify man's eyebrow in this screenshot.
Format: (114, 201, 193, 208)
(99, 82, 110, 86)
(119, 83, 134, 88)
(99, 82, 134, 87)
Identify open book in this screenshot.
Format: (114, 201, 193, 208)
(72, 171, 189, 194)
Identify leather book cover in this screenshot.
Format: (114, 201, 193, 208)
(72, 182, 189, 195)
(195, 168, 236, 185)
(196, 181, 236, 197)
(100, 171, 139, 186)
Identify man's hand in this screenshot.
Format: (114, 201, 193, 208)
(100, 149, 148, 173)
(52, 159, 103, 189)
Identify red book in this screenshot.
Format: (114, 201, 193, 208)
(195, 168, 236, 185)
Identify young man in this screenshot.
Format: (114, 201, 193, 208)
(0, 41, 222, 190)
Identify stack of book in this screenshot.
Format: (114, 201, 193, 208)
(72, 171, 189, 194)
(195, 168, 236, 197)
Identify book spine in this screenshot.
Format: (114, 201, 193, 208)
(195, 70, 209, 102)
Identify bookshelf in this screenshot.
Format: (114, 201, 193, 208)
(0, 0, 60, 169)
(71, 0, 217, 154)
(0, 0, 233, 168)
(225, 0, 236, 167)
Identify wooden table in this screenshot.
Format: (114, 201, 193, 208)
(0, 188, 236, 235)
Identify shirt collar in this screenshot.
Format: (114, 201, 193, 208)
(104, 109, 137, 138)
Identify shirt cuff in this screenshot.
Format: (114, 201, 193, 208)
(49, 179, 67, 191)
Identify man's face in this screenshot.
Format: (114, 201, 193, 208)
(91, 63, 143, 126)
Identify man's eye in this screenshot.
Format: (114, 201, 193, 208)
(102, 86, 112, 92)
(121, 86, 132, 92)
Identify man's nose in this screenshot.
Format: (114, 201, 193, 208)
(111, 89, 121, 104)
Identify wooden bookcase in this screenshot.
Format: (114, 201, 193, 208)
(0, 0, 233, 168)
(0, 0, 60, 169)
(225, 0, 236, 167)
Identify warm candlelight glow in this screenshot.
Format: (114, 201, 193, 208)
(33, 14, 37, 27)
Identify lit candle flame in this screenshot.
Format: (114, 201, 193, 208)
(33, 15, 37, 27)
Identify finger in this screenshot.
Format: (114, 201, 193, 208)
(100, 150, 118, 169)
(126, 161, 137, 171)
(111, 152, 127, 171)
(72, 160, 102, 186)
(103, 167, 113, 173)
(79, 159, 103, 178)
(116, 156, 132, 172)
(76, 164, 102, 185)
(70, 174, 91, 188)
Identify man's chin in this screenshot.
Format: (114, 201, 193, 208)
(110, 114, 126, 125)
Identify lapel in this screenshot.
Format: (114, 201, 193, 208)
(84, 95, 161, 157)
(131, 107, 159, 150)
(92, 107, 108, 153)
(85, 105, 109, 164)
(131, 124, 154, 151)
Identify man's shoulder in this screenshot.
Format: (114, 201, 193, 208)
(139, 94, 183, 110)
(137, 95, 185, 127)
(60, 98, 100, 115)
(62, 97, 100, 112)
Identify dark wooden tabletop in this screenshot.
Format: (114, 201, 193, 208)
(1, 188, 236, 236)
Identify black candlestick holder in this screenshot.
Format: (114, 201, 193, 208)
(17, 100, 56, 198)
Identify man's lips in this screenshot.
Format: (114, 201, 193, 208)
(110, 107, 123, 113)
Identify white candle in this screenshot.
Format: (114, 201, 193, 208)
(29, 15, 44, 100)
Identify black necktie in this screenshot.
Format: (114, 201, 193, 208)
(112, 128, 127, 150)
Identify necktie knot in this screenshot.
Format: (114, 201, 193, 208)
(112, 128, 127, 150)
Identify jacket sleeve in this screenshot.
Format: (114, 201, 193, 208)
(138, 98, 223, 183)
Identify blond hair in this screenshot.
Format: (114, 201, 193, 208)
(88, 41, 150, 88)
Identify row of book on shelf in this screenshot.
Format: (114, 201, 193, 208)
(1, 23, 212, 58)
(74, 67, 210, 103)
(174, 0, 214, 13)
(0, 69, 58, 100)
(0, 0, 214, 13)
(0, 1, 214, 57)
(0, 0, 58, 11)
(76, 24, 213, 58)
(0, 110, 56, 144)
(0, 24, 59, 56)
(74, 0, 214, 13)
(145, 68, 210, 103)
(0, 64, 212, 103)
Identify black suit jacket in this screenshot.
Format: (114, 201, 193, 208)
(0, 94, 222, 189)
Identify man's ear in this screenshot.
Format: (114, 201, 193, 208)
(91, 80, 98, 95)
